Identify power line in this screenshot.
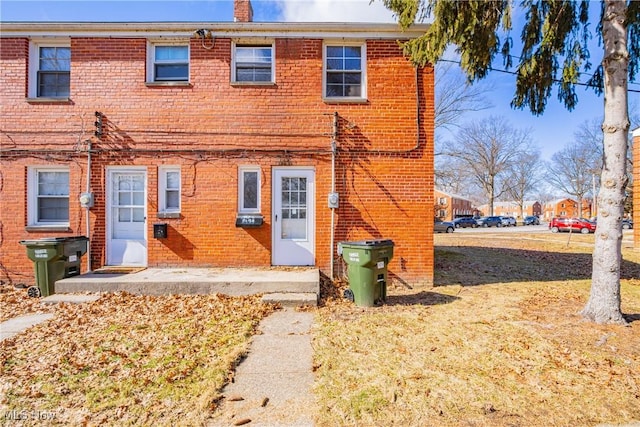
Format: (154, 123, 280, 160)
(438, 59, 640, 93)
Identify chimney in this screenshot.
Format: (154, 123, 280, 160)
(234, 0, 253, 22)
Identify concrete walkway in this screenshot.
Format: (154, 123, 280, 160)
(0, 294, 100, 341)
(0, 313, 54, 341)
(208, 308, 315, 427)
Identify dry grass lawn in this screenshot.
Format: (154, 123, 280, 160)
(314, 231, 640, 426)
(1, 231, 638, 426)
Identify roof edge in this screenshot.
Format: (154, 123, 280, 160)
(0, 21, 429, 39)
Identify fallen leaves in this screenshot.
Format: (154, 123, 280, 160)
(0, 292, 277, 426)
(0, 286, 55, 322)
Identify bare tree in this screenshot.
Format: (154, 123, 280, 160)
(546, 140, 600, 218)
(434, 155, 478, 196)
(434, 61, 493, 133)
(434, 63, 495, 202)
(505, 150, 542, 219)
(573, 119, 604, 216)
(443, 117, 537, 215)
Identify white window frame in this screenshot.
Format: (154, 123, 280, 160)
(238, 166, 261, 214)
(158, 166, 181, 214)
(322, 41, 367, 100)
(27, 167, 70, 227)
(146, 40, 190, 83)
(231, 41, 275, 84)
(28, 39, 71, 99)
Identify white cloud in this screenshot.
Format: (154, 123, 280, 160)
(275, 0, 397, 23)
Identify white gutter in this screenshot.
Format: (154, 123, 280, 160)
(0, 21, 429, 39)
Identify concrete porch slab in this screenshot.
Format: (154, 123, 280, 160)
(55, 267, 320, 306)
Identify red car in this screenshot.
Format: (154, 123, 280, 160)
(549, 217, 596, 234)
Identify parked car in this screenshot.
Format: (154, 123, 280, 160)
(622, 219, 633, 229)
(499, 216, 516, 226)
(523, 215, 540, 225)
(435, 220, 455, 233)
(453, 217, 478, 228)
(476, 216, 502, 227)
(549, 217, 596, 234)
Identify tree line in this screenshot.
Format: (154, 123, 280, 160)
(434, 65, 637, 219)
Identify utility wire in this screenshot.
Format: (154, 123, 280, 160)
(439, 59, 640, 93)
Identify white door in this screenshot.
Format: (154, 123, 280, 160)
(273, 168, 315, 265)
(107, 169, 147, 266)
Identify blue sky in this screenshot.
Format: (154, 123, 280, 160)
(2, 0, 638, 160)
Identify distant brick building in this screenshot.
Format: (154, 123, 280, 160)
(542, 198, 592, 220)
(0, 1, 437, 286)
(477, 201, 542, 219)
(434, 189, 474, 221)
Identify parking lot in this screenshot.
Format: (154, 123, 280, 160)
(453, 223, 550, 233)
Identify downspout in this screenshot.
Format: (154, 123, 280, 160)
(85, 141, 92, 272)
(330, 112, 338, 280)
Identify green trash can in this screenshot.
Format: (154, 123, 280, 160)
(19, 236, 89, 297)
(338, 239, 394, 307)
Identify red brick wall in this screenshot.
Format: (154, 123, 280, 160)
(0, 36, 434, 286)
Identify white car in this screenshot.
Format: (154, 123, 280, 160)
(499, 216, 516, 226)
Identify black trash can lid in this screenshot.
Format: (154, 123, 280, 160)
(19, 236, 88, 245)
(340, 239, 394, 248)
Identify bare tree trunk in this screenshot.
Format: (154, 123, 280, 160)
(581, 0, 629, 324)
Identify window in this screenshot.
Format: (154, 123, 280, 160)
(233, 44, 274, 83)
(28, 168, 69, 226)
(438, 210, 447, 218)
(239, 167, 261, 213)
(324, 43, 366, 99)
(148, 43, 189, 82)
(159, 167, 181, 214)
(29, 41, 71, 98)
(439, 197, 447, 205)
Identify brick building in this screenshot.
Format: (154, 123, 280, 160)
(0, 1, 436, 287)
(542, 198, 592, 220)
(477, 200, 542, 219)
(434, 189, 474, 221)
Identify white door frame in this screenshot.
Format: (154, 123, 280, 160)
(272, 167, 315, 266)
(106, 167, 148, 266)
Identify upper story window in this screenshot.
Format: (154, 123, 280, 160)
(232, 43, 274, 83)
(28, 167, 70, 226)
(323, 43, 366, 100)
(238, 166, 261, 213)
(148, 42, 189, 83)
(159, 166, 181, 215)
(28, 41, 71, 99)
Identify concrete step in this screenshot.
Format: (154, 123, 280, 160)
(262, 292, 318, 307)
(54, 267, 320, 306)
